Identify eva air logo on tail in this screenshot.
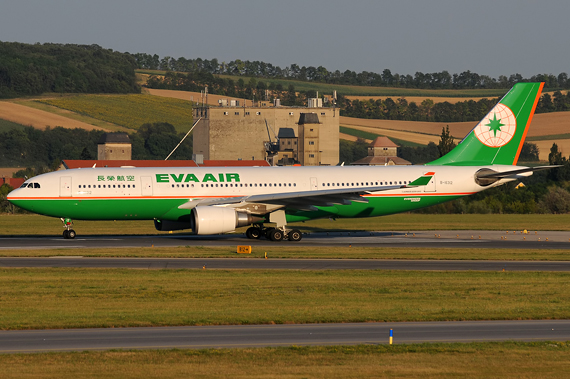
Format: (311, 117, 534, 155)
(473, 104, 517, 148)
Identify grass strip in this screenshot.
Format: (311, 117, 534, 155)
(3, 213, 570, 237)
(1, 246, 570, 261)
(1, 268, 569, 330)
(1, 341, 569, 378)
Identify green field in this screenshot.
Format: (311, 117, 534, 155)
(0, 119, 25, 132)
(339, 126, 425, 147)
(2, 213, 570, 237)
(1, 342, 568, 378)
(2, 245, 570, 261)
(215, 74, 510, 98)
(37, 94, 194, 133)
(137, 69, 509, 98)
(1, 268, 569, 330)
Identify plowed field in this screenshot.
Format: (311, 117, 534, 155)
(0, 101, 106, 131)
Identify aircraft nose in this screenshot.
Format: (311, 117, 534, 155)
(6, 188, 19, 201)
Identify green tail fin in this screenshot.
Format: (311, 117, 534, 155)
(427, 82, 544, 166)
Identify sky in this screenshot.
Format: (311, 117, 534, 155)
(1, 0, 568, 78)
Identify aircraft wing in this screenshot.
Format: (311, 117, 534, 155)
(178, 172, 433, 212)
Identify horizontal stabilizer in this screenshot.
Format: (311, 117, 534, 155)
(476, 165, 561, 179)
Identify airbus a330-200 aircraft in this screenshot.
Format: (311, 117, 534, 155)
(8, 82, 554, 242)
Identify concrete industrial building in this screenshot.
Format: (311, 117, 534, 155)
(192, 102, 339, 166)
(97, 133, 132, 160)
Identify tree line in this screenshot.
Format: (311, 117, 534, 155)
(341, 91, 570, 121)
(0, 41, 140, 98)
(134, 53, 570, 90)
(0, 123, 193, 171)
(147, 71, 570, 123)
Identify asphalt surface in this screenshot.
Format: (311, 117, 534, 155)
(1, 230, 570, 250)
(2, 230, 569, 354)
(1, 320, 569, 353)
(2, 257, 570, 271)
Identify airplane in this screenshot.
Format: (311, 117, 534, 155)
(8, 82, 554, 241)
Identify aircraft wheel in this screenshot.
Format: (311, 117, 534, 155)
(269, 228, 284, 242)
(264, 228, 275, 239)
(68, 229, 76, 239)
(63, 230, 69, 239)
(288, 229, 302, 242)
(246, 227, 261, 239)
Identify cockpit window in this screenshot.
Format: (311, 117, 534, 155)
(34, 183, 41, 188)
(20, 183, 28, 188)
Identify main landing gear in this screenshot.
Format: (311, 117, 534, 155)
(245, 225, 302, 242)
(61, 218, 76, 239)
(245, 210, 302, 242)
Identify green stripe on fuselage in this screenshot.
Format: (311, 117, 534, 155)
(11, 194, 463, 223)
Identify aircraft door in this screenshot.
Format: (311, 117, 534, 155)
(141, 176, 153, 196)
(423, 173, 436, 192)
(60, 176, 72, 197)
(310, 177, 318, 190)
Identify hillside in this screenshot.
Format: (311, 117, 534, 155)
(0, 42, 140, 98)
(1, 87, 569, 163)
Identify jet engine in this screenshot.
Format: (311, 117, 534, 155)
(191, 206, 262, 235)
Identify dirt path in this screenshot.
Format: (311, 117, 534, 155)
(0, 101, 107, 131)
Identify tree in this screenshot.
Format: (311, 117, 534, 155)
(437, 125, 456, 157)
(548, 143, 564, 165)
(519, 142, 539, 162)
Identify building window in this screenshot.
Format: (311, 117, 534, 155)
(235, 112, 239, 115)
(309, 154, 315, 158)
(224, 112, 229, 115)
(256, 112, 261, 115)
(245, 112, 250, 115)
(309, 141, 315, 145)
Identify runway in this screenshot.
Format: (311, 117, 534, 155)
(2, 257, 570, 271)
(1, 230, 570, 250)
(1, 320, 569, 353)
(2, 230, 569, 354)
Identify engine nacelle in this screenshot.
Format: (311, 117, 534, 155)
(154, 219, 193, 232)
(191, 206, 259, 235)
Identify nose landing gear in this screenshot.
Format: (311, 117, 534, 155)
(61, 218, 76, 239)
